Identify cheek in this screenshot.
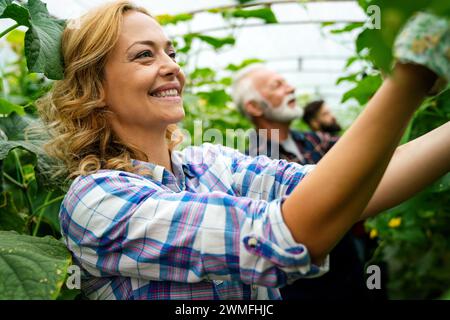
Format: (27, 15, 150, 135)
(272, 94, 284, 107)
(178, 71, 186, 91)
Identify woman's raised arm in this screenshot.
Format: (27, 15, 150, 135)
(282, 63, 437, 264)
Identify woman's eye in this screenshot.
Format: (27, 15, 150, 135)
(136, 50, 153, 59)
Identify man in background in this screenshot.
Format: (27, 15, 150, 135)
(302, 99, 342, 135)
(231, 64, 384, 300)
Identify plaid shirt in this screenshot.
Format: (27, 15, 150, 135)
(60, 143, 329, 300)
(248, 130, 339, 165)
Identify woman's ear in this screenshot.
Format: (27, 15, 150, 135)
(245, 100, 264, 118)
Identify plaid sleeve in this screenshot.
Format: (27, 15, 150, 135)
(215, 144, 316, 201)
(60, 170, 328, 288)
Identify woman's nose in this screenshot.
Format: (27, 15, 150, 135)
(159, 54, 181, 78)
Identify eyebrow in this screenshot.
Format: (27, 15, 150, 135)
(126, 40, 173, 52)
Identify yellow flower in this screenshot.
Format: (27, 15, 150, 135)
(199, 98, 208, 107)
(388, 217, 402, 228)
(369, 229, 378, 239)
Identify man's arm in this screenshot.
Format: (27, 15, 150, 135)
(281, 63, 437, 264)
(360, 121, 450, 220)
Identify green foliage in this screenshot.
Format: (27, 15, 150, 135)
(341, 74, 382, 105)
(0, 0, 65, 80)
(23, 0, 66, 80)
(156, 13, 193, 26)
(0, 231, 72, 299)
(194, 34, 236, 50)
(337, 1, 450, 299)
(226, 7, 278, 24)
(0, 1, 71, 299)
(356, 0, 450, 72)
(0, 98, 25, 115)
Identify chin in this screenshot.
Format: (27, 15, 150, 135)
(164, 108, 185, 124)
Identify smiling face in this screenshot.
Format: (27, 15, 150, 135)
(103, 11, 185, 134)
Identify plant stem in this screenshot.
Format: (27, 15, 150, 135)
(32, 191, 54, 237)
(3, 172, 25, 189)
(185, 0, 354, 16)
(12, 149, 35, 217)
(0, 23, 20, 40)
(33, 194, 64, 215)
(12, 150, 24, 183)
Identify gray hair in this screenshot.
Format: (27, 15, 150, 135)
(230, 63, 267, 118)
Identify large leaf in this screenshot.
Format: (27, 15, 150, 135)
(0, 2, 31, 26)
(0, 231, 71, 299)
(0, 113, 43, 160)
(0, 112, 69, 193)
(0, 0, 65, 79)
(24, 0, 65, 80)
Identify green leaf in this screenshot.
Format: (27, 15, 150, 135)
(155, 13, 193, 26)
(429, 173, 450, 193)
(341, 74, 382, 104)
(195, 35, 235, 50)
(225, 58, 264, 71)
(0, 2, 31, 27)
(356, 29, 393, 71)
(229, 7, 278, 24)
(0, 192, 27, 233)
(0, 0, 11, 14)
(190, 67, 216, 81)
(236, 0, 255, 4)
(6, 29, 25, 45)
(0, 98, 25, 116)
(197, 89, 231, 107)
(0, 113, 69, 193)
(0, 231, 71, 299)
(0, 113, 43, 159)
(329, 22, 364, 34)
(336, 73, 358, 85)
(355, 0, 450, 73)
(24, 0, 66, 80)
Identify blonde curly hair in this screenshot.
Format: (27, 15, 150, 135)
(37, 0, 183, 180)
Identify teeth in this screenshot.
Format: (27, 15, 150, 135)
(150, 89, 179, 97)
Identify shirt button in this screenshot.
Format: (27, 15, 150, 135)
(248, 237, 258, 248)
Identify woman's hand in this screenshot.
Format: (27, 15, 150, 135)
(394, 12, 450, 94)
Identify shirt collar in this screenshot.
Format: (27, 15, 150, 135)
(131, 150, 186, 191)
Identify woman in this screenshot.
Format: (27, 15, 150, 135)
(38, 1, 450, 299)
